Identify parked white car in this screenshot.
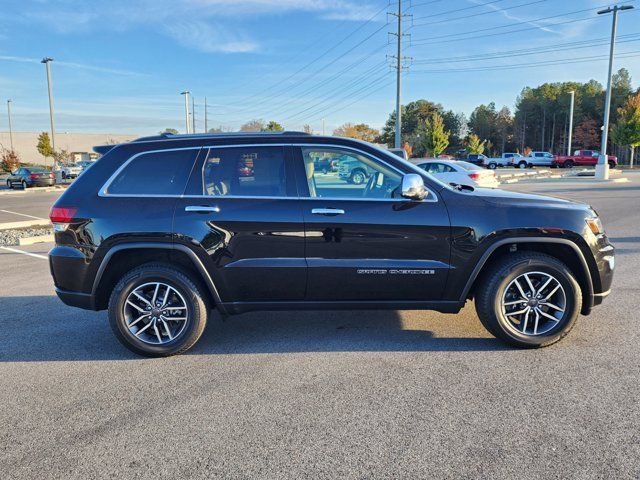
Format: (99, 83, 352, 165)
(59, 163, 83, 179)
(525, 151, 555, 167)
(413, 159, 500, 189)
(486, 153, 518, 169)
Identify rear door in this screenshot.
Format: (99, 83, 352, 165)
(173, 144, 306, 303)
(293, 145, 451, 302)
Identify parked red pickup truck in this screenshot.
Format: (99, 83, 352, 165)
(553, 149, 618, 168)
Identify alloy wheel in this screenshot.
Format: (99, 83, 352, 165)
(123, 282, 189, 345)
(501, 271, 567, 336)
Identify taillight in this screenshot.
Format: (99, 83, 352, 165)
(468, 173, 481, 180)
(49, 173, 55, 178)
(50, 207, 78, 230)
(30, 173, 39, 179)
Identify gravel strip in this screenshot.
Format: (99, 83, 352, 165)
(0, 226, 54, 246)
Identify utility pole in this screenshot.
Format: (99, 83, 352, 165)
(41, 57, 56, 165)
(181, 91, 190, 134)
(204, 97, 208, 133)
(388, 1, 412, 149)
(567, 90, 575, 156)
(6, 99, 14, 151)
(596, 4, 634, 180)
(192, 96, 196, 133)
(322, 118, 325, 136)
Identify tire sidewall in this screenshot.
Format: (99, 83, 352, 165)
(491, 259, 580, 346)
(109, 267, 205, 356)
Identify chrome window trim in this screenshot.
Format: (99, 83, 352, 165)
(99, 143, 438, 203)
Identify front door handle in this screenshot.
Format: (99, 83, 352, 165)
(185, 205, 221, 213)
(311, 208, 345, 216)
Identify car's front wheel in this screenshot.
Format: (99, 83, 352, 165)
(108, 264, 209, 357)
(350, 169, 367, 185)
(518, 161, 528, 169)
(487, 162, 497, 169)
(475, 252, 581, 348)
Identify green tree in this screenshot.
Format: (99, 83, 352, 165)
(611, 92, 640, 166)
(333, 123, 379, 143)
(465, 134, 485, 154)
(262, 121, 284, 132)
(420, 112, 449, 157)
(160, 128, 179, 135)
(37, 132, 54, 160)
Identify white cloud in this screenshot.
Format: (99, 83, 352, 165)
(165, 21, 259, 53)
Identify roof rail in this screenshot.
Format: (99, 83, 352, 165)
(131, 131, 311, 143)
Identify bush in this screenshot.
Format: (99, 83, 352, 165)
(1, 148, 20, 173)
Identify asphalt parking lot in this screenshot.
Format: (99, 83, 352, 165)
(1, 175, 639, 479)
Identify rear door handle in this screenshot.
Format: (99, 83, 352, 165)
(311, 208, 345, 216)
(185, 205, 221, 213)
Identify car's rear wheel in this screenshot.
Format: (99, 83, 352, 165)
(564, 160, 574, 169)
(108, 264, 209, 357)
(608, 160, 616, 169)
(475, 252, 581, 348)
(350, 169, 367, 185)
(487, 162, 497, 169)
(518, 161, 528, 169)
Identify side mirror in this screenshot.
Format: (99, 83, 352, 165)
(401, 173, 428, 200)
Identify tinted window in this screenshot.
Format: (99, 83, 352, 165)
(202, 146, 288, 197)
(302, 147, 402, 199)
(107, 149, 197, 195)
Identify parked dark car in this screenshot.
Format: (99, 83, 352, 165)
(313, 156, 338, 174)
(466, 154, 489, 167)
(6, 167, 55, 188)
(49, 131, 614, 357)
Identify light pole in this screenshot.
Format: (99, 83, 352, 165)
(181, 91, 191, 134)
(595, 4, 634, 180)
(567, 90, 575, 156)
(6, 99, 14, 151)
(41, 57, 56, 163)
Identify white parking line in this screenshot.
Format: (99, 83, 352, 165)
(0, 246, 48, 260)
(0, 209, 46, 220)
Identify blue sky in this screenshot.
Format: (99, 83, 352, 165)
(1, 0, 639, 135)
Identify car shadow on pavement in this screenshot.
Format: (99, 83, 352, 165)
(0, 296, 507, 362)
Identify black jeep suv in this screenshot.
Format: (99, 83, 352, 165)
(49, 132, 614, 357)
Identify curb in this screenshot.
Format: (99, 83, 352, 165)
(0, 185, 67, 196)
(18, 234, 54, 246)
(0, 219, 51, 231)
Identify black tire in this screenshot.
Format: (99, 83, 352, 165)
(108, 263, 209, 357)
(608, 161, 615, 169)
(518, 161, 528, 169)
(6, 180, 12, 189)
(350, 169, 367, 185)
(487, 162, 497, 170)
(475, 252, 582, 348)
(21, 180, 27, 189)
(564, 160, 574, 169)
(61, 171, 67, 180)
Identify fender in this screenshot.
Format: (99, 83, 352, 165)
(91, 242, 227, 315)
(459, 236, 594, 304)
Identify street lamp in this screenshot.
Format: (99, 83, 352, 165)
(41, 57, 56, 160)
(6, 99, 14, 151)
(595, 4, 634, 180)
(180, 91, 191, 134)
(567, 91, 575, 156)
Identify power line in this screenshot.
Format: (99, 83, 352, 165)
(412, 0, 510, 22)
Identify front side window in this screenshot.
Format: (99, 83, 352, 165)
(106, 149, 197, 195)
(202, 146, 287, 197)
(301, 147, 402, 199)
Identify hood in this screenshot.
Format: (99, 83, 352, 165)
(471, 187, 588, 210)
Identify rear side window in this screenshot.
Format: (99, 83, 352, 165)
(202, 146, 288, 197)
(106, 149, 198, 195)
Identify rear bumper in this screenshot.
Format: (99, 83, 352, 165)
(55, 287, 97, 310)
(30, 179, 55, 187)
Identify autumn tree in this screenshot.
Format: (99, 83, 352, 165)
(240, 119, 265, 132)
(420, 112, 449, 157)
(333, 123, 379, 143)
(611, 92, 640, 166)
(573, 118, 600, 150)
(1, 147, 20, 173)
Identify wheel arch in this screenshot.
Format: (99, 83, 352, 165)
(462, 237, 594, 315)
(91, 243, 225, 313)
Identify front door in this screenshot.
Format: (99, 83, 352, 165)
(293, 145, 451, 302)
(173, 144, 306, 303)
